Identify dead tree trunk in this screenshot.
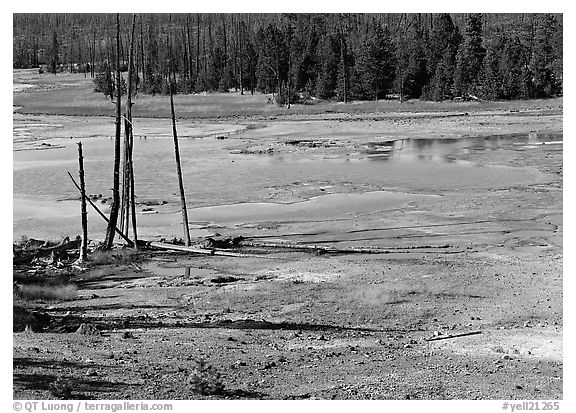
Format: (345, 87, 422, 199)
(238, 20, 244, 95)
(119, 17, 136, 234)
(123, 14, 138, 248)
(103, 13, 122, 250)
(140, 15, 146, 86)
(68, 172, 134, 247)
(186, 14, 194, 84)
(91, 28, 96, 78)
(120, 112, 129, 233)
(287, 52, 291, 109)
(169, 39, 191, 246)
(128, 127, 138, 247)
(128, 15, 139, 246)
(123, 116, 138, 245)
(339, 31, 348, 102)
(77, 142, 88, 262)
(120, 115, 131, 237)
(196, 14, 201, 85)
(170, 90, 192, 246)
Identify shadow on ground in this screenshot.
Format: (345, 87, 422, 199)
(13, 357, 135, 399)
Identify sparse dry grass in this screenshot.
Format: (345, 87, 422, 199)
(89, 249, 141, 266)
(15, 283, 77, 301)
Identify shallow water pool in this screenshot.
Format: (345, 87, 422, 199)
(13, 130, 555, 240)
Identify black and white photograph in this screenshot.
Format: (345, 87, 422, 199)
(11, 6, 564, 407)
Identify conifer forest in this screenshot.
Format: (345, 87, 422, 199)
(13, 13, 563, 103)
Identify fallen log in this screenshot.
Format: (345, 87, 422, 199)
(424, 330, 482, 342)
(13, 238, 81, 264)
(241, 240, 459, 255)
(148, 241, 268, 258)
(204, 236, 244, 249)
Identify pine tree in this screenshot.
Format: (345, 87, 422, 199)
(93, 62, 115, 99)
(499, 35, 530, 99)
(352, 19, 396, 100)
(395, 26, 428, 99)
(255, 24, 284, 95)
(336, 29, 352, 102)
(238, 21, 257, 94)
(478, 47, 500, 100)
(143, 16, 163, 95)
(315, 33, 339, 100)
(530, 14, 562, 98)
(454, 14, 486, 97)
(215, 22, 233, 92)
(207, 44, 223, 91)
(255, 28, 273, 93)
(47, 31, 60, 74)
(424, 13, 461, 100)
(288, 15, 322, 96)
(218, 61, 234, 92)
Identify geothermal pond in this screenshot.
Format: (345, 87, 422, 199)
(13, 125, 557, 241)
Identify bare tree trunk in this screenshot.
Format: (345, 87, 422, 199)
(339, 15, 348, 104)
(276, 66, 281, 100)
(186, 14, 193, 84)
(119, 21, 125, 68)
(202, 26, 207, 92)
(95, 30, 101, 78)
(287, 52, 291, 109)
(222, 15, 229, 91)
(120, 115, 129, 235)
(78, 31, 84, 78)
(196, 14, 200, 82)
(237, 20, 244, 95)
(107, 28, 115, 71)
(68, 28, 74, 73)
(128, 130, 138, 248)
(127, 14, 138, 248)
(91, 25, 97, 77)
(134, 28, 140, 86)
(33, 36, 38, 67)
(121, 14, 138, 244)
(222, 14, 227, 61)
(103, 13, 122, 250)
(169, 39, 191, 246)
(140, 15, 146, 86)
(239, 39, 243, 94)
(77, 142, 88, 262)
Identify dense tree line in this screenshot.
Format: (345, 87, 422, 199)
(13, 13, 563, 102)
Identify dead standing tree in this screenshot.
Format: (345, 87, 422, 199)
(128, 15, 138, 248)
(103, 13, 122, 250)
(77, 142, 88, 262)
(120, 14, 138, 248)
(168, 36, 192, 246)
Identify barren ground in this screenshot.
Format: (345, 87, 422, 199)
(13, 69, 563, 400)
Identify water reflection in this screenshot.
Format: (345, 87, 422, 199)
(14, 131, 558, 234)
(362, 132, 563, 164)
